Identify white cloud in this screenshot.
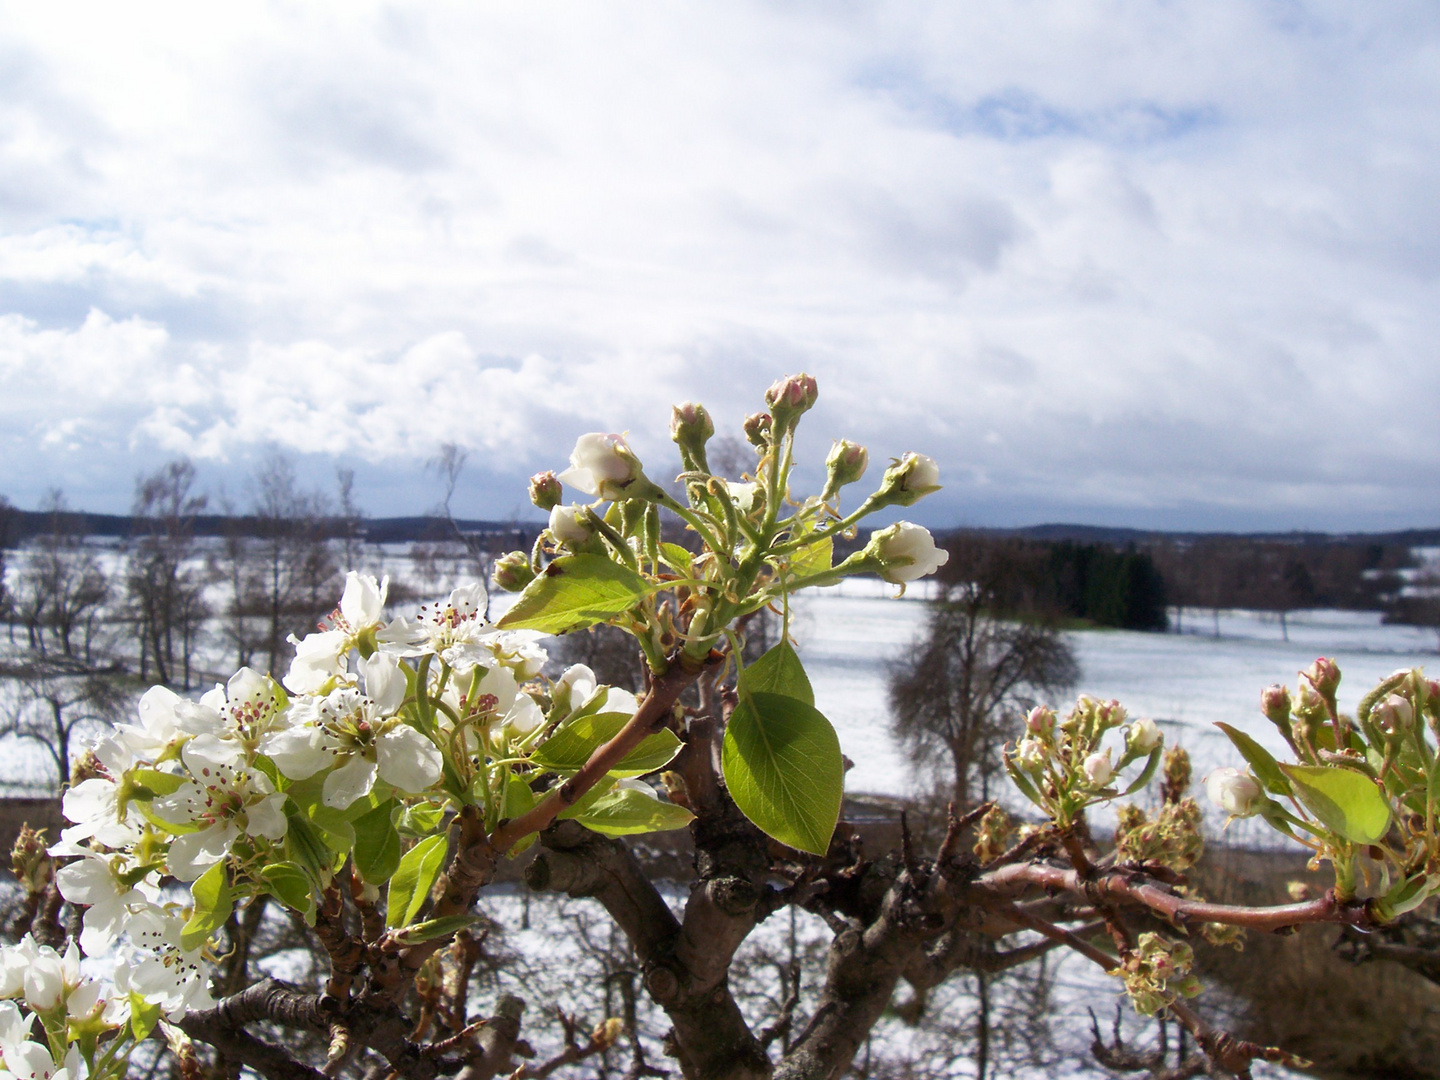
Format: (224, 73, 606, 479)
(0, 2, 1435, 528)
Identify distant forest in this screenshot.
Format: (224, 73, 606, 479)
(933, 529, 1423, 635)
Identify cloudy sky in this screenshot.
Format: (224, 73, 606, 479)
(1, 2, 1437, 531)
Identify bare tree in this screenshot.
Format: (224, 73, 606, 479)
(890, 539, 1078, 808)
(0, 654, 129, 789)
(127, 459, 210, 688)
(10, 492, 111, 662)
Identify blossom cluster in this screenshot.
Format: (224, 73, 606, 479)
(40, 570, 652, 1077)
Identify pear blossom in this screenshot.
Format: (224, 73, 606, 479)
(194, 667, 289, 746)
(284, 572, 390, 693)
(556, 433, 646, 501)
(870, 522, 950, 584)
(380, 583, 494, 669)
(52, 842, 161, 955)
(58, 736, 143, 849)
(263, 658, 440, 809)
(151, 736, 288, 880)
(477, 629, 548, 680)
(118, 907, 215, 1019)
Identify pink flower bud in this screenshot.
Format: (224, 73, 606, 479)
(821, 439, 869, 501)
(1302, 657, 1341, 698)
(764, 373, 818, 436)
(491, 551, 535, 593)
(1026, 706, 1056, 735)
(529, 471, 563, 511)
(670, 401, 714, 469)
(1260, 684, 1292, 727)
(743, 411, 772, 448)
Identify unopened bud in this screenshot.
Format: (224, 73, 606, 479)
(1374, 693, 1415, 736)
(1026, 706, 1056, 736)
(743, 411, 772, 448)
(1261, 684, 1292, 729)
(1161, 746, 1192, 801)
(1097, 700, 1128, 730)
(529, 471, 563, 511)
(492, 551, 535, 593)
(670, 401, 714, 472)
(764, 372, 819, 436)
(593, 1017, 625, 1050)
(871, 452, 942, 508)
(1128, 717, 1163, 754)
(10, 826, 52, 894)
(1015, 736, 1045, 770)
(1302, 657, 1341, 699)
(821, 439, 868, 501)
(548, 504, 595, 548)
(867, 521, 950, 584)
(1204, 767, 1261, 818)
(1083, 749, 1115, 788)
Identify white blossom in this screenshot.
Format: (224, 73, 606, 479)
(556, 432, 644, 501)
(870, 522, 950, 584)
(1204, 768, 1262, 819)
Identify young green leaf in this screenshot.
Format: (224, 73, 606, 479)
(738, 640, 814, 706)
(658, 543, 694, 576)
(1003, 754, 1047, 809)
(284, 808, 338, 880)
(788, 535, 833, 579)
(180, 862, 233, 951)
(495, 555, 656, 634)
(571, 783, 695, 836)
(129, 995, 164, 1042)
(721, 691, 843, 855)
(1121, 746, 1163, 796)
(1280, 763, 1392, 845)
(352, 800, 402, 884)
(398, 803, 446, 837)
(531, 712, 682, 777)
(1215, 723, 1292, 796)
(391, 913, 478, 945)
(499, 775, 538, 856)
(260, 861, 316, 920)
(386, 834, 449, 928)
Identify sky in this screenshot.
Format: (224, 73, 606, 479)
(0, 2, 1437, 532)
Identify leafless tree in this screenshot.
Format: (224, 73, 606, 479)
(0, 654, 129, 789)
(127, 459, 210, 688)
(10, 492, 111, 662)
(890, 541, 1078, 808)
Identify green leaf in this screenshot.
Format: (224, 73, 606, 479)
(531, 712, 682, 778)
(789, 535, 833, 579)
(557, 776, 618, 820)
(284, 807, 339, 880)
(1121, 746, 1163, 796)
(1216, 723, 1292, 797)
(180, 862, 233, 951)
(398, 803, 445, 837)
(1280, 764, 1393, 845)
(260, 861, 316, 920)
(572, 783, 695, 836)
(386, 834, 448, 929)
(391, 913, 478, 945)
(738, 640, 814, 706)
(307, 804, 356, 853)
(496, 554, 656, 634)
(658, 543, 694, 576)
(1375, 872, 1434, 922)
(127, 768, 185, 799)
(1003, 754, 1047, 809)
(721, 691, 843, 855)
(353, 801, 402, 884)
(499, 776, 538, 856)
(129, 994, 164, 1042)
